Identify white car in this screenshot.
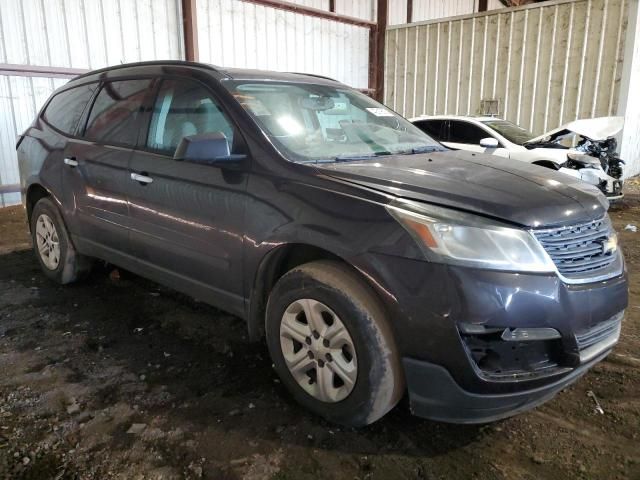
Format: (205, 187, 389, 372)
(410, 115, 625, 200)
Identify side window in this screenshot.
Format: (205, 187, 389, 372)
(413, 120, 446, 141)
(84, 79, 152, 146)
(43, 83, 98, 135)
(448, 121, 489, 144)
(146, 79, 235, 155)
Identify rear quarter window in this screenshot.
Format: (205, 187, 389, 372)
(42, 83, 98, 135)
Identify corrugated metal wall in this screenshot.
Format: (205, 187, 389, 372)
(411, 0, 476, 23)
(288, 0, 328, 9)
(196, 0, 370, 89)
(385, 0, 628, 137)
(0, 0, 184, 206)
(388, 0, 504, 25)
(286, 0, 375, 21)
(0, 76, 68, 206)
(0, 0, 183, 68)
(388, 0, 408, 24)
(618, 0, 640, 177)
(335, 0, 375, 21)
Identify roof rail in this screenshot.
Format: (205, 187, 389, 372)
(71, 60, 228, 81)
(285, 72, 341, 83)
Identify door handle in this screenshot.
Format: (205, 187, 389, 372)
(64, 157, 78, 167)
(131, 172, 153, 185)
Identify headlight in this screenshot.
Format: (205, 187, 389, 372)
(386, 199, 556, 273)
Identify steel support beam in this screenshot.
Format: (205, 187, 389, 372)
(369, 0, 388, 101)
(182, 0, 199, 61)
(0, 184, 20, 195)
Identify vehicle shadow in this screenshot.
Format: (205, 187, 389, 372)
(1, 249, 485, 460)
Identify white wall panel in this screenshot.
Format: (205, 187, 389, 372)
(0, 0, 183, 68)
(389, 0, 507, 25)
(288, 0, 328, 9)
(618, 0, 640, 177)
(389, 0, 482, 24)
(279, 0, 375, 21)
(197, 0, 370, 88)
(335, 0, 375, 21)
(488, 0, 505, 10)
(388, 0, 408, 25)
(412, 0, 476, 22)
(0, 76, 68, 206)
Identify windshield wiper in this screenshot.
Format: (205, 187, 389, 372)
(334, 151, 392, 162)
(402, 145, 446, 154)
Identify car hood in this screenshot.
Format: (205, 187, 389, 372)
(525, 116, 624, 144)
(317, 150, 608, 228)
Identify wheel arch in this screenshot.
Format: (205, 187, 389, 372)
(246, 243, 387, 343)
(25, 183, 54, 228)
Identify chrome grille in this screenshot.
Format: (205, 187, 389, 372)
(575, 311, 623, 362)
(576, 314, 622, 350)
(533, 217, 616, 276)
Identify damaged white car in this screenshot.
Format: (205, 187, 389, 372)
(410, 115, 625, 200)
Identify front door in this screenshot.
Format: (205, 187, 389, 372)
(62, 79, 153, 253)
(127, 77, 249, 315)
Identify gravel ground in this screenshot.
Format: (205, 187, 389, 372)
(0, 192, 638, 480)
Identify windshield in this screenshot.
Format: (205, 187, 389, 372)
(224, 81, 444, 162)
(481, 120, 535, 145)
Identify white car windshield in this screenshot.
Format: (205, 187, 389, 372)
(225, 81, 444, 162)
(481, 120, 535, 145)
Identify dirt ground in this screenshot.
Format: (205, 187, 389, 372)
(0, 193, 638, 480)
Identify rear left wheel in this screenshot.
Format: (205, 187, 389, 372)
(30, 197, 92, 284)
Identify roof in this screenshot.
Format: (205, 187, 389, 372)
(408, 114, 504, 122)
(220, 67, 340, 83)
(68, 60, 344, 87)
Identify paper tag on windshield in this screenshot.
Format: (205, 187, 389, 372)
(366, 107, 394, 117)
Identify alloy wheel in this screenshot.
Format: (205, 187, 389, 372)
(279, 298, 358, 402)
(35, 213, 60, 270)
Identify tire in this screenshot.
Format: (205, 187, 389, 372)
(30, 197, 91, 284)
(265, 260, 404, 427)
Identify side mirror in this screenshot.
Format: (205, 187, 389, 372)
(174, 132, 246, 167)
(480, 137, 499, 148)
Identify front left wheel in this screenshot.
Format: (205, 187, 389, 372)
(265, 260, 405, 427)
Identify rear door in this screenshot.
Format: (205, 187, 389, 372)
(445, 120, 510, 158)
(126, 77, 249, 315)
(62, 79, 153, 253)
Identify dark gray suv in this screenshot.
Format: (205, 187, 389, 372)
(17, 61, 627, 426)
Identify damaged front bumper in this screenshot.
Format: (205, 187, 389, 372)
(557, 165, 624, 200)
(365, 252, 628, 424)
(605, 178, 624, 201)
(403, 347, 611, 423)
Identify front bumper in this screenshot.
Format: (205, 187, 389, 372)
(361, 254, 628, 421)
(605, 179, 624, 201)
(403, 348, 610, 423)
